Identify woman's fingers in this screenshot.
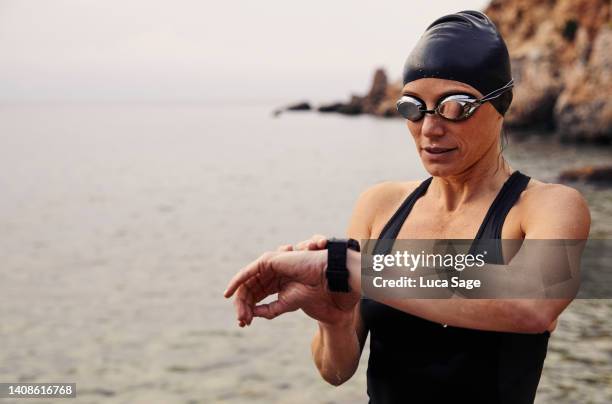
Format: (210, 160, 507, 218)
(239, 273, 279, 325)
(232, 266, 282, 326)
(253, 299, 294, 320)
(233, 289, 250, 327)
(314, 235, 328, 249)
(224, 252, 274, 298)
(274, 234, 329, 253)
(294, 234, 328, 251)
(310, 234, 327, 243)
(312, 236, 328, 250)
(235, 280, 257, 325)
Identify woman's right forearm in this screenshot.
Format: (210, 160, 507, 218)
(311, 319, 361, 386)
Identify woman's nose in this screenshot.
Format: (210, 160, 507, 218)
(420, 113, 445, 138)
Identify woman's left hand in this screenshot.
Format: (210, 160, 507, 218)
(223, 247, 359, 327)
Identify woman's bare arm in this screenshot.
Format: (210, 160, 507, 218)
(311, 302, 367, 385)
(310, 185, 378, 385)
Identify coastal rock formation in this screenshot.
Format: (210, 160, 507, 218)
(360, 69, 394, 116)
(554, 27, 612, 142)
(316, 69, 402, 117)
(485, 0, 611, 141)
(273, 101, 311, 117)
(306, 0, 610, 143)
(559, 165, 612, 183)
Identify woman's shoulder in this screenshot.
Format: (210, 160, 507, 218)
(518, 177, 591, 238)
(521, 177, 588, 208)
(357, 179, 423, 210)
(350, 180, 423, 234)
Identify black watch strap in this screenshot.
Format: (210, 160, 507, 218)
(325, 238, 360, 293)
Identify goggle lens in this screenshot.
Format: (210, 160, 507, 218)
(396, 96, 424, 121)
(438, 97, 472, 120)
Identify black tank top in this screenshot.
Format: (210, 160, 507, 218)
(361, 170, 550, 404)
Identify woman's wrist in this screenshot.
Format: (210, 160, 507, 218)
(321, 247, 361, 295)
(318, 316, 354, 335)
(320, 246, 361, 316)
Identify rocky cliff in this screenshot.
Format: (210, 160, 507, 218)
(486, 0, 611, 142)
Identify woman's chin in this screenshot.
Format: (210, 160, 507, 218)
(421, 162, 459, 177)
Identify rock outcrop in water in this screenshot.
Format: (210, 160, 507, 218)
(273, 101, 311, 117)
(295, 0, 611, 143)
(559, 165, 612, 183)
(317, 69, 400, 117)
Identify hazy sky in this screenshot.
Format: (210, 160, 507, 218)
(0, 0, 488, 103)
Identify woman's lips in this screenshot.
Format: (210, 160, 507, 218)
(423, 146, 458, 155)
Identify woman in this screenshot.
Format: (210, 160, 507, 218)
(224, 10, 590, 404)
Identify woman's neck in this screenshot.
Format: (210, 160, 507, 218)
(429, 148, 512, 212)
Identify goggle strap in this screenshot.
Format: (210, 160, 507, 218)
(479, 79, 514, 102)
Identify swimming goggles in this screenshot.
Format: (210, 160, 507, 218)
(396, 79, 514, 122)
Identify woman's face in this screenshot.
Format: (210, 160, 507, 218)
(402, 78, 503, 177)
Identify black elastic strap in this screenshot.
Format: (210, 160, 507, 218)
(326, 238, 359, 292)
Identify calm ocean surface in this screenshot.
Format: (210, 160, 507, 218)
(0, 103, 610, 403)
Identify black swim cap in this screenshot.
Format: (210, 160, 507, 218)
(402, 10, 513, 116)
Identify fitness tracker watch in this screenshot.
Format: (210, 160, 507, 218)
(325, 237, 360, 293)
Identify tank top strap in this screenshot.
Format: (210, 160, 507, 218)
(474, 170, 531, 240)
(371, 177, 432, 256)
(378, 176, 433, 241)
